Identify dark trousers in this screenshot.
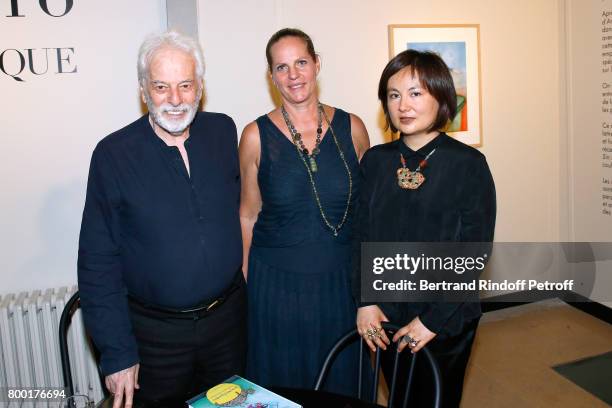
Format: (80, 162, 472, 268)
(128, 282, 247, 407)
(382, 318, 479, 408)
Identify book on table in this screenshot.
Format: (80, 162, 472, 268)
(187, 375, 302, 408)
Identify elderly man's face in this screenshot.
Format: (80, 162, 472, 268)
(142, 47, 201, 136)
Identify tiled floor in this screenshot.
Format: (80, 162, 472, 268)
(462, 299, 612, 407)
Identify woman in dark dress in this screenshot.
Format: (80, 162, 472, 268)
(354, 50, 496, 407)
(239, 28, 370, 394)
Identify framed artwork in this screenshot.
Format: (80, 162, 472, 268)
(388, 24, 483, 146)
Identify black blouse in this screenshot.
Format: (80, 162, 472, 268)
(352, 133, 496, 337)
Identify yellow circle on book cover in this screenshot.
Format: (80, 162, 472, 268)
(206, 383, 242, 404)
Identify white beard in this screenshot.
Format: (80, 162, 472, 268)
(145, 89, 201, 135)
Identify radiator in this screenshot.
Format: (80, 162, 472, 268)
(0, 286, 104, 407)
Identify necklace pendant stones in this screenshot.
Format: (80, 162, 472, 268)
(309, 156, 318, 172)
(280, 103, 351, 236)
(397, 168, 425, 189)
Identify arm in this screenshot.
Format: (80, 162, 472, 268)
(349, 113, 370, 161)
(351, 150, 372, 303)
(351, 150, 390, 350)
(238, 122, 263, 280)
(416, 155, 497, 340)
(77, 144, 140, 406)
(457, 156, 496, 242)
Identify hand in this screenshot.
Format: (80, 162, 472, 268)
(356, 305, 390, 352)
(105, 364, 140, 408)
(392, 316, 436, 353)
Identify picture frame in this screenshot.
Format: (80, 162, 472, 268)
(388, 24, 483, 146)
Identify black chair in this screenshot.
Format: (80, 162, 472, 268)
(59, 290, 110, 407)
(314, 322, 441, 408)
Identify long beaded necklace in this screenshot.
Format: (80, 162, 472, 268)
(281, 104, 322, 172)
(397, 148, 436, 189)
(280, 103, 352, 236)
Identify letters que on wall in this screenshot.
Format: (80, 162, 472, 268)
(2, 0, 76, 82)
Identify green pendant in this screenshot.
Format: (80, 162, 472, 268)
(309, 157, 318, 172)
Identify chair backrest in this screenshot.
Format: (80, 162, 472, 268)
(314, 322, 441, 408)
(58, 290, 109, 404)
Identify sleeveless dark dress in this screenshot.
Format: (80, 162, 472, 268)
(246, 108, 361, 395)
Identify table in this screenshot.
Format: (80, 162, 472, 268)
(96, 386, 385, 407)
(272, 386, 385, 408)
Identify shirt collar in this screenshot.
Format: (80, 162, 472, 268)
(398, 132, 446, 158)
(144, 113, 198, 149)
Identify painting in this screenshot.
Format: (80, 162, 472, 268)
(388, 24, 482, 146)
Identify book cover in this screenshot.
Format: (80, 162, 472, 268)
(187, 375, 302, 408)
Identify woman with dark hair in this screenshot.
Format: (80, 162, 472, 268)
(353, 49, 496, 407)
(239, 28, 370, 393)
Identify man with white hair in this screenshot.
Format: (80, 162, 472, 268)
(78, 31, 246, 407)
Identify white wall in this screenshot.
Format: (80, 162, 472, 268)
(199, 0, 562, 243)
(565, 0, 612, 240)
(0, 1, 164, 295)
(564, 0, 612, 306)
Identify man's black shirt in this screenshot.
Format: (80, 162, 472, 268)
(77, 112, 242, 375)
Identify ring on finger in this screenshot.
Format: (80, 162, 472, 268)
(402, 335, 420, 348)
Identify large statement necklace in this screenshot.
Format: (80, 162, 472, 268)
(397, 148, 436, 189)
(280, 103, 352, 236)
